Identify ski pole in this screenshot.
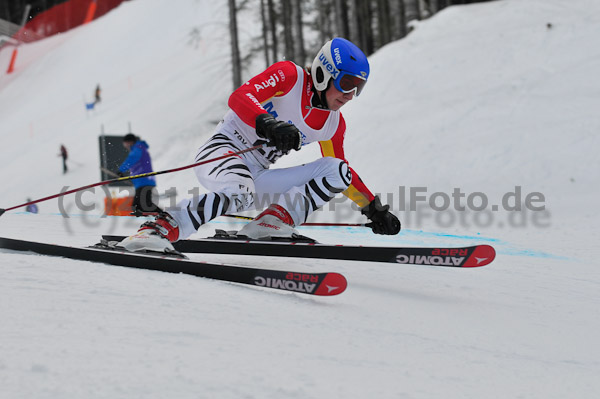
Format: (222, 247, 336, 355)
(0, 144, 265, 218)
(100, 167, 131, 181)
(222, 214, 367, 228)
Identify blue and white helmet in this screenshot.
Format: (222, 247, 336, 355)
(311, 37, 370, 96)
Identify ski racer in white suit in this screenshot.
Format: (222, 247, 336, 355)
(122, 37, 401, 252)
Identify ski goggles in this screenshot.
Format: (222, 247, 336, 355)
(334, 72, 367, 96)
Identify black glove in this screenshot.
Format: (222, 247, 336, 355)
(361, 196, 401, 235)
(255, 113, 301, 153)
(116, 171, 126, 177)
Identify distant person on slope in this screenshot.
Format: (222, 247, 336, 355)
(121, 37, 400, 252)
(118, 134, 160, 215)
(59, 144, 68, 174)
(94, 84, 101, 105)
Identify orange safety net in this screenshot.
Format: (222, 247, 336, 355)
(11, 0, 125, 44)
(104, 195, 134, 216)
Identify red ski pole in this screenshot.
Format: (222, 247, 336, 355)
(0, 144, 265, 218)
(222, 214, 367, 228)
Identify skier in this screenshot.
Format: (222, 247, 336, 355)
(94, 84, 101, 105)
(122, 37, 400, 252)
(59, 144, 68, 174)
(118, 134, 160, 215)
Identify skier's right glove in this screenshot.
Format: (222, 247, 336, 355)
(361, 196, 401, 235)
(255, 113, 302, 153)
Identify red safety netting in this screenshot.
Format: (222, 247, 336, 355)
(11, 0, 125, 44)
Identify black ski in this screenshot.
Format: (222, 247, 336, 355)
(0, 237, 347, 296)
(102, 234, 496, 268)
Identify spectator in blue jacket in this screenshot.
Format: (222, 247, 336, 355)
(119, 134, 160, 215)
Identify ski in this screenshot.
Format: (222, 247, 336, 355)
(0, 237, 347, 296)
(102, 234, 496, 268)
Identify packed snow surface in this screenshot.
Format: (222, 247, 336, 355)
(0, 0, 598, 398)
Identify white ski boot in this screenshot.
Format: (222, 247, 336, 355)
(120, 212, 180, 253)
(238, 204, 299, 240)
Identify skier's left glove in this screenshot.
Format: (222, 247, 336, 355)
(361, 195, 401, 235)
(255, 113, 302, 153)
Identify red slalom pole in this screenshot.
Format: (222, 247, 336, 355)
(83, 0, 97, 24)
(6, 47, 18, 74)
(0, 144, 264, 218)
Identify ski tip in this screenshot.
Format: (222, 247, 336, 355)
(464, 244, 496, 267)
(314, 272, 347, 296)
(0, 209, 5, 218)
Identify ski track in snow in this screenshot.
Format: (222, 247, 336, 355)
(1, 212, 598, 398)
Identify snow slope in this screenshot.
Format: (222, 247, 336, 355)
(1, 0, 599, 398)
